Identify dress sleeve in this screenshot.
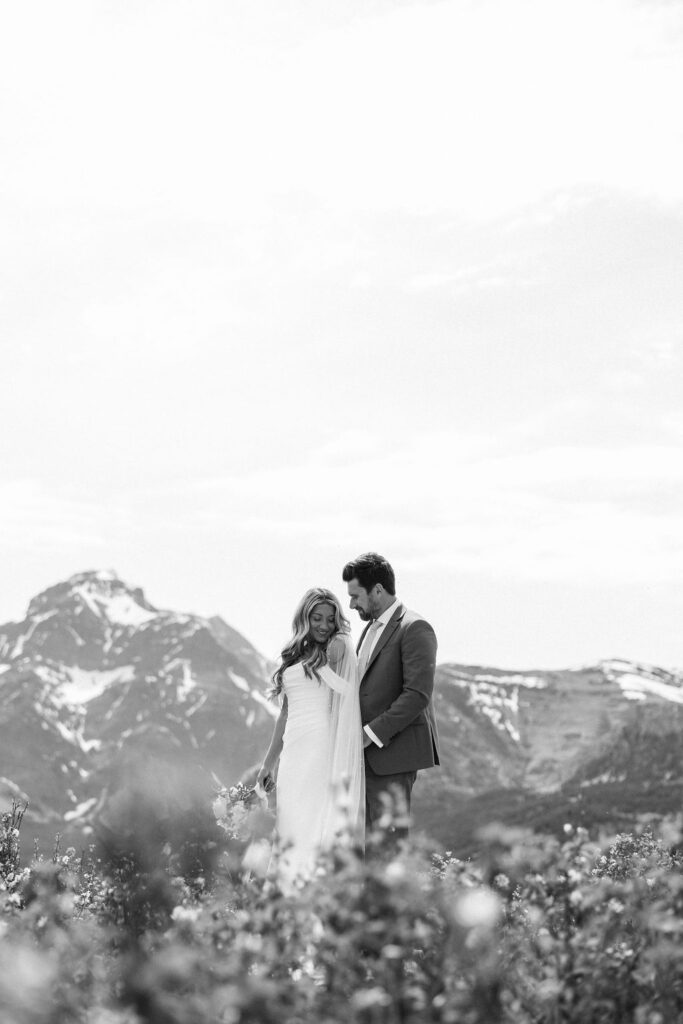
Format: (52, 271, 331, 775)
(319, 633, 357, 695)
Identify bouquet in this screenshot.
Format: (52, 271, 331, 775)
(211, 778, 270, 842)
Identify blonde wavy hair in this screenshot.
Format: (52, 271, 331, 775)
(270, 587, 350, 698)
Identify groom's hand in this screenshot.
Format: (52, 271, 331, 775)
(362, 731, 373, 748)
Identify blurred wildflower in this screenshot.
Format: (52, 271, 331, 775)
(241, 839, 271, 878)
(383, 860, 408, 886)
(351, 987, 392, 1010)
(453, 886, 502, 929)
(171, 905, 201, 924)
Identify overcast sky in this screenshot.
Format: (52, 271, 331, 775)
(2, 0, 683, 670)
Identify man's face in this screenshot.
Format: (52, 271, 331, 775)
(347, 578, 380, 621)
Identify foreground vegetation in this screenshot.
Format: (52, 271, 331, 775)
(2, 795, 683, 1023)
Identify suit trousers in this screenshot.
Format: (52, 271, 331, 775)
(364, 757, 417, 843)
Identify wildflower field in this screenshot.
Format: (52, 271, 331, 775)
(2, 795, 683, 1024)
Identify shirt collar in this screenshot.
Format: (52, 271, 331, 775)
(374, 597, 399, 628)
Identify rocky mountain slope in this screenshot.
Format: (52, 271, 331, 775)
(2, 571, 682, 856)
(0, 571, 277, 852)
(418, 659, 683, 852)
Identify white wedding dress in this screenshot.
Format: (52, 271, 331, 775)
(274, 632, 364, 886)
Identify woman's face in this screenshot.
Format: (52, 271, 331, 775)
(309, 602, 336, 644)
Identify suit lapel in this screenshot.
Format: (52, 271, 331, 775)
(362, 603, 404, 679)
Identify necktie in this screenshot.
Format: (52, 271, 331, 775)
(358, 620, 381, 677)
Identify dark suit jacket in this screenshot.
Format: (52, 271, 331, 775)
(358, 603, 440, 776)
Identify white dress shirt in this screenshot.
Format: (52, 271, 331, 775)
(362, 598, 399, 749)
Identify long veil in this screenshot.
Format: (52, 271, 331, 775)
(319, 631, 365, 847)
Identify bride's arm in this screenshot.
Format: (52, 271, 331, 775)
(256, 696, 288, 792)
(326, 634, 346, 671)
(321, 633, 358, 693)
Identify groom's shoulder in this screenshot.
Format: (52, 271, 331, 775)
(399, 605, 434, 632)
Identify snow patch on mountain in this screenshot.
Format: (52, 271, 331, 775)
(33, 701, 102, 753)
(614, 673, 683, 705)
(439, 668, 545, 743)
(74, 583, 158, 626)
(185, 692, 207, 717)
(602, 660, 683, 705)
(229, 672, 250, 693)
(62, 665, 136, 705)
(177, 661, 196, 700)
(10, 609, 58, 658)
(0, 776, 31, 802)
(472, 672, 547, 689)
(466, 682, 521, 741)
(33, 664, 136, 706)
(251, 689, 280, 718)
(64, 796, 99, 822)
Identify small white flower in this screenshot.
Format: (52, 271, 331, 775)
(171, 905, 201, 924)
(352, 988, 392, 1010)
(231, 803, 247, 823)
(212, 796, 228, 820)
(241, 932, 263, 953)
(383, 860, 407, 885)
(241, 839, 271, 877)
(453, 887, 502, 929)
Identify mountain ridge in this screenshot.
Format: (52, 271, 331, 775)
(2, 570, 682, 854)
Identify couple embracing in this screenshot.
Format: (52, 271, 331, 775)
(257, 552, 440, 883)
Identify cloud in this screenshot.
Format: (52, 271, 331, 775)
(0, 481, 107, 550)
(407, 260, 525, 294)
(4, 0, 683, 225)
(131, 430, 683, 586)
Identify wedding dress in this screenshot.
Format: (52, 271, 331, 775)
(274, 631, 364, 885)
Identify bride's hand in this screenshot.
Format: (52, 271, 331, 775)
(257, 764, 276, 793)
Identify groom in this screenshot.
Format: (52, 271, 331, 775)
(342, 552, 439, 839)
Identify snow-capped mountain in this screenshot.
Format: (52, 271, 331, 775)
(0, 571, 277, 851)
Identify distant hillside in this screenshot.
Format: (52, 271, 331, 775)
(416, 660, 683, 852)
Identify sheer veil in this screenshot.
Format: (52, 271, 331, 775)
(320, 631, 365, 847)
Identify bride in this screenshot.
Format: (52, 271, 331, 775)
(257, 588, 364, 884)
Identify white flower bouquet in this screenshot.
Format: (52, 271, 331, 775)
(211, 778, 271, 842)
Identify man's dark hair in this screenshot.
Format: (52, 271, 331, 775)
(342, 552, 396, 596)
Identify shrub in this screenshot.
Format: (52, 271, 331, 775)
(0, 799, 30, 915)
(2, 800, 683, 1023)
